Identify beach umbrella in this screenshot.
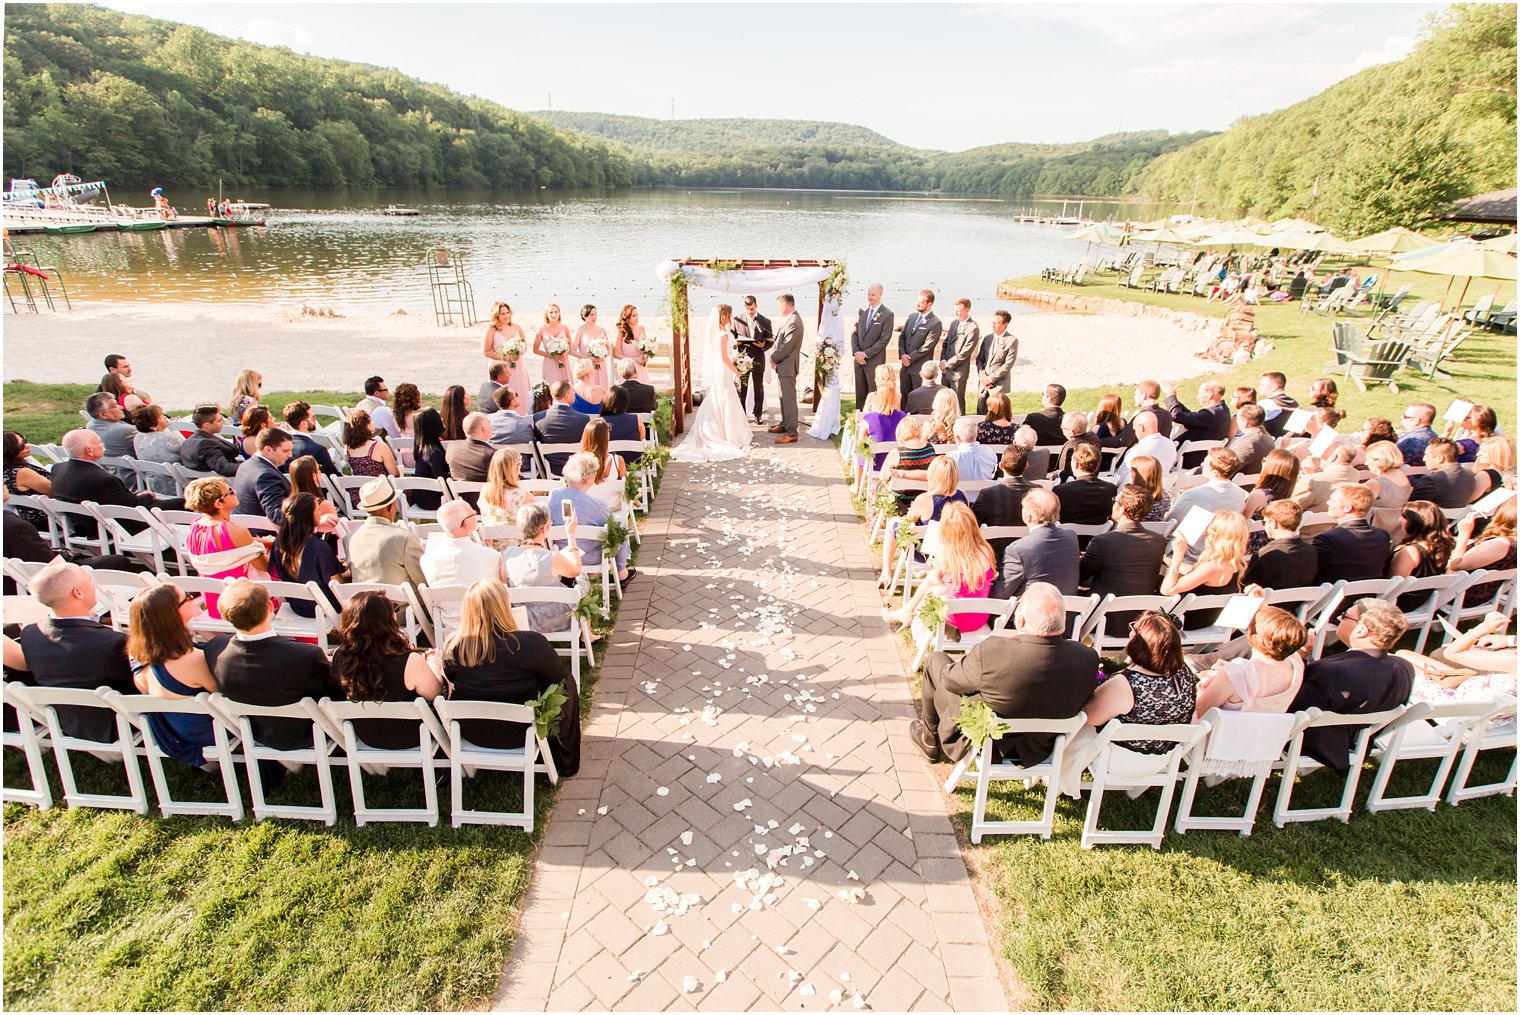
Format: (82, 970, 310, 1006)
(1479, 232, 1518, 254)
(1235, 216, 1272, 230)
(1064, 223, 1123, 262)
(1174, 219, 1224, 242)
(1389, 238, 1517, 309)
(1132, 218, 1171, 231)
(1133, 225, 1195, 259)
(1349, 226, 1440, 256)
(1195, 225, 1272, 247)
(1268, 217, 1328, 233)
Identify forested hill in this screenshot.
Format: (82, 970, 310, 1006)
(529, 112, 915, 154)
(2, 4, 641, 188)
(1137, 3, 1516, 233)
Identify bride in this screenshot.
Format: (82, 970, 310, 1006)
(672, 303, 752, 462)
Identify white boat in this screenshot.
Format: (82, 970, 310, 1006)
(382, 205, 420, 217)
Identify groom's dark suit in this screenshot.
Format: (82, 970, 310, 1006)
(734, 309, 773, 424)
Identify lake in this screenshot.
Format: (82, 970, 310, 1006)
(12, 189, 1193, 315)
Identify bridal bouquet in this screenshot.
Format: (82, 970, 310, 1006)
(501, 334, 526, 362)
(734, 348, 754, 382)
(544, 334, 570, 360)
(814, 339, 840, 388)
(586, 338, 610, 361)
(636, 333, 658, 357)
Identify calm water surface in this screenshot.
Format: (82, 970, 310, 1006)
(14, 189, 1190, 313)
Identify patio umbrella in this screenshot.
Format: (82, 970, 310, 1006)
(1195, 225, 1272, 247)
(1478, 232, 1518, 254)
(1133, 226, 1194, 260)
(1268, 217, 1327, 234)
(1174, 219, 1224, 242)
(1389, 239, 1518, 309)
(1064, 223, 1124, 262)
(1349, 226, 1440, 256)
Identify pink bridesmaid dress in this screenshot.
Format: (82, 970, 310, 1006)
(491, 327, 532, 409)
(615, 333, 651, 383)
(538, 327, 573, 387)
(575, 328, 610, 387)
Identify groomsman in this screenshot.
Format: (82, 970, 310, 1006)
(899, 289, 943, 403)
(850, 284, 894, 403)
(976, 310, 1019, 414)
(735, 295, 773, 425)
(769, 293, 805, 444)
(940, 297, 980, 409)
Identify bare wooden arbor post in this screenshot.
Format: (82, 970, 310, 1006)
(666, 258, 838, 434)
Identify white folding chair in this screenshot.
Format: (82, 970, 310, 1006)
(153, 574, 238, 637)
(1062, 595, 1101, 641)
(2, 680, 53, 809)
(168, 463, 217, 492)
(1304, 578, 1409, 658)
(1174, 709, 1313, 837)
(1262, 583, 1335, 622)
(1446, 696, 1517, 804)
(17, 684, 150, 813)
(320, 697, 452, 826)
(504, 585, 593, 688)
(432, 698, 558, 830)
(1273, 705, 1409, 826)
(100, 690, 245, 821)
(944, 712, 1088, 841)
(330, 580, 428, 645)
(205, 693, 341, 825)
(1366, 700, 1503, 813)
(1079, 594, 1180, 655)
(324, 475, 374, 518)
(1172, 592, 1255, 652)
(82, 566, 156, 631)
(130, 459, 183, 496)
(608, 440, 651, 508)
(40, 497, 112, 556)
(3, 557, 49, 595)
(85, 503, 173, 573)
(909, 597, 1013, 671)
(256, 579, 342, 650)
(230, 512, 280, 537)
(386, 476, 448, 523)
(883, 522, 929, 597)
(99, 455, 142, 491)
(554, 523, 621, 605)
(1394, 573, 1471, 654)
(7, 494, 63, 547)
(1139, 519, 1178, 538)
(443, 478, 486, 504)
(535, 443, 582, 478)
(1080, 720, 1211, 849)
(142, 507, 194, 576)
(419, 584, 470, 646)
(1439, 568, 1517, 634)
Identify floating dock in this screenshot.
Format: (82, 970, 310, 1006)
(3, 213, 263, 235)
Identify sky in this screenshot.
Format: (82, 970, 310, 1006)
(109, 2, 1443, 151)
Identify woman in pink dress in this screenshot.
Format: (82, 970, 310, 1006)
(574, 304, 611, 388)
(181, 477, 271, 619)
(534, 303, 574, 388)
(482, 301, 531, 409)
(614, 304, 652, 383)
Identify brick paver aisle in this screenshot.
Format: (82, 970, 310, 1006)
(495, 434, 1007, 1011)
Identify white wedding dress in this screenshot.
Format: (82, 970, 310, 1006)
(671, 308, 752, 463)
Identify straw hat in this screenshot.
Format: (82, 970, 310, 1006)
(357, 478, 396, 513)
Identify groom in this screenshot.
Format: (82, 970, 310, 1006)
(769, 293, 804, 444)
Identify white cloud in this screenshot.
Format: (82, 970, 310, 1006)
(1349, 34, 1418, 73)
(237, 17, 317, 53)
(975, 3, 1318, 51)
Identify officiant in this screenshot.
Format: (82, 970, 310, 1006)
(734, 294, 773, 426)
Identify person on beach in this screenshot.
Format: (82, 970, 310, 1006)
(482, 301, 531, 411)
(574, 304, 611, 388)
(614, 305, 652, 384)
(535, 303, 574, 388)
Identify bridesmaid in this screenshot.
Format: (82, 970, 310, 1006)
(615, 304, 651, 383)
(574, 304, 610, 388)
(482, 301, 531, 409)
(534, 302, 574, 388)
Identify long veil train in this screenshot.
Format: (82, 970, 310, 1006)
(671, 305, 752, 463)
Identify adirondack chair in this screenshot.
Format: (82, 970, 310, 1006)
(1343, 337, 1414, 392)
(1118, 261, 1147, 289)
(1460, 294, 1496, 325)
(1476, 298, 1517, 331)
(1328, 322, 1366, 369)
(1372, 283, 1411, 311)
(1409, 324, 1477, 379)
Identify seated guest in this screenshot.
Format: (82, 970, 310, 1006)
(1447, 403, 1497, 463)
(280, 402, 340, 475)
(1288, 600, 1413, 773)
(1164, 379, 1231, 445)
(440, 385, 469, 440)
(11, 560, 136, 741)
(976, 393, 1018, 447)
(102, 353, 152, 405)
(267, 493, 345, 618)
(943, 416, 998, 483)
(228, 369, 264, 426)
(881, 457, 967, 581)
(421, 500, 503, 587)
(130, 404, 184, 494)
(1397, 611, 1517, 705)
(331, 591, 444, 750)
(882, 415, 937, 482)
(346, 479, 426, 588)
(1193, 605, 1306, 716)
(410, 408, 451, 510)
(438, 580, 580, 773)
(1129, 455, 1171, 521)
(1293, 443, 1362, 513)
(488, 386, 534, 446)
(204, 580, 341, 749)
(1449, 498, 1517, 606)
(600, 385, 647, 468)
(1080, 484, 1166, 632)
(391, 383, 422, 444)
(1114, 410, 1175, 486)
(84, 390, 139, 469)
(1410, 438, 1476, 509)
(1313, 483, 1392, 584)
(51, 429, 176, 523)
(1357, 442, 1411, 534)
(1360, 416, 1400, 457)
(1470, 435, 1516, 502)
(903, 360, 952, 415)
(288, 456, 341, 532)
(231, 428, 294, 523)
(1388, 501, 1454, 581)
(1232, 386, 1257, 416)
(1396, 403, 1439, 466)
(1227, 403, 1275, 474)
(354, 376, 398, 436)
(581, 418, 628, 512)
(570, 358, 607, 415)
(1012, 424, 1051, 480)
(503, 503, 586, 634)
(480, 448, 535, 526)
(1279, 406, 1345, 454)
(999, 489, 1078, 598)
(238, 405, 274, 459)
(1054, 410, 1101, 481)
(180, 405, 241, 477)
(924, 388, 961, 445)
(1092, 393, 1127, 447)
(856, 364, 905, 480)
(445, 411, 498, 485)
(1242, 500, 1318, 591)
(1053, 442, 1117, 526)
(1241, 449, 1301, 554)
(1119, 380, 1173, 443)
(340, 410, 401, 499)
(1165, 448, 1246, 562)
(549, 453, 633, 585)
(616, 358, 657, 415)
(1161, 511, 1248, 626)
(1256, 371, 1299, 437)
(183, 477, 270, 619)
(127, 582, 218, 766)
(4, 430, 53, 525)
(1023, 384, 1067, 447)
(972, 445, 1034, 561)
(884, 502, 996, 633)
(478, 362, 509, 413)
(533, 382, 593, 475)
(912, 582, 1098, 764)
(1309, 377, 1339, 410)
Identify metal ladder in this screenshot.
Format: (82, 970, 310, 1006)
(2, 244, 73, 313)
(425, 247, 476, 327)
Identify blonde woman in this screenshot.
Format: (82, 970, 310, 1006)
(885, 501, 996, 632)
(571, 357, 607, 414)
(881, 456, 965, 601)
(580, 417, 627, 511)
(1361, 440, 1412, 537)
(1162, 510, 1248, 628)
(480, 448, 534, 527)
(573, 304, 610, 388)
(855, 364, 905, 492)
(482, 301, 531, 411)
(614, 304, 651, 383)
(1471, 435, 1516, 502)
(182, 477, 271, 619)
(228, 369, 263, 425)
(926, 387, 960, 445)
(534, 303, 574, 387)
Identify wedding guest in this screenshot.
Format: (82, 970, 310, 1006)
(857, 364, 906, 484)
(1227, 404, 1275, 474)
(1164, 379, 1231, 446)
(482, 301, 531, 410)
(410, 408, 450, 510)
(1449, 498, 1517, 603)
(972, 445, 1034, 560)
(1092, 393, 1127, 447)
(127, 582, 217, 765)
(180, 405, 240, 477)
(1360, 440, 1413, 534)
(1241, 449, 1301, 554)
(267, 493, 344, 618)
(100, 371, 146, 413)
(1410, 438, 1476, 508)
(1471, 436, 1516, 501)
(346, 479, 426, 588)
(904, 361, 952, 415)
(1396, 612, 1517, 701)
(182, 477, 269, 619)
(230, 428, 293, 523)
(1080, 484, 1166, 633)
(3, 430, 52, 526)
(884, 502, 996, 634)
(1232, 386, 1258, 414)
(238, 405, 273, 459)
(1119, 380, 1172, 442)
(331, 591, 443, 750)
(228, 369, 263, 424)
(1129, 455, 1171, 521)
(882, 415, 937, 484)
(51, 430, 165, 522)
(1114, 410, 1175, 485)
(535, 303, 575, 388)
(444, 412, 497, 484)
(881, 457, 966, 581)
(355, 376, 398, 437)
(1024, 384, 1067, 447)
(601, 385, 646, 467)
(1396, 403, 1439, 466)
(617, 358, 657, 415)
(1361, 416, 1400, 455)
(581, 418, 627, 511)
(1313, 483, 1391, 584)
(1388, 501, 1454, 605)
(574, 304, 610, 388)
(280, 402, 339, 475)
(421, 500, 502, 587)
(1052, 442, 1117, 526)
(480, 448, 534, 526)
(479, 362, 509, 413)
(440, 385, 469, 442)
(1055, 411, 1102, 481)
(1447, 404, 1497, 463)
(851, 283, 894, 400)
(84, 390, 139, 467)
(288, 455, 341, 531)
(977, 393, 1018, 446)
(1294, 444, 1361, 513)
(1241, 500, 1317, 591)
(1256, 371, 1299, 436)
(103, 353, 151, 405)
(1161, 511, 1248, 626)
(1193, 605, 1306, 716)
(487, 386, 534, 446)
(391, 383, 422, 441)
(340, 410, 400, 501)
(533, 382, 593, 475)
(1012, 425, 1051, 481)
(549, 452, 632, 584)
(1307, 377, 1339, 409)
(999, 489, 1078, 598)
(925, 387, 960, 445)
(503, 503, 586, 635)
(614, 304, 652, 384)
(943, 416, 997, 482)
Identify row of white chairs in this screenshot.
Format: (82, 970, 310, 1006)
(944, 696, 1517, 848)
(3, 682, 557, 830)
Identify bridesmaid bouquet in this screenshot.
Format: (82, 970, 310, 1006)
(502, 334, 526, 362)
(814, 339, 840, 387)
(587, 338, 610, 361)
(636, 334, 658, 357)
(544, 335, 570, 360)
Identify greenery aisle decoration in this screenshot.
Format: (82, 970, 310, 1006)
(915, 591, 947, 632)
(525, 683, 567, 744)
(954, 698, 1012, 752)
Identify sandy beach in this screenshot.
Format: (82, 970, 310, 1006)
(3, 299, 1218, 408)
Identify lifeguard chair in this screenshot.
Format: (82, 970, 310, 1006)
(425, 247, 477, 327)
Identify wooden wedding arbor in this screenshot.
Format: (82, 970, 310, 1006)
(664, 258, 841, 434)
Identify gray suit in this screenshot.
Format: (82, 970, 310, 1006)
(850, 304, 895, 400)
(898, 310, 943, 401)
(998, 524, 1080, 599)
(347, 516, 426, 588)
(770, 311, 804, 436)
(941, 316, 980, 406)
(976, 329, 1020, 413)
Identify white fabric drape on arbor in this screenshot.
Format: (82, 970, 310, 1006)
(808, 294, 846, 439)
(655, 261, 834, 293)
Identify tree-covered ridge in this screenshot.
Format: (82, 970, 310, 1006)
(529, 111, 916, 154)
(932, 131, 1216, 201)
(2, 3, 640, 188)
(1137, 3, 1517, 233)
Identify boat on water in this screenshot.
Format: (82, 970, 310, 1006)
(44, 222, 98, 234)
(119, 219, 170, 232)
(382, 205, 421, 217)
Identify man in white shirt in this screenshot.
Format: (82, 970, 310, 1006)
(1165, 448, 1248, 561)
(1114, 410, 1176, 486)
(355, 376, 398, 437)
(944, 417, 998, 482)
(420, 500, 503, 587)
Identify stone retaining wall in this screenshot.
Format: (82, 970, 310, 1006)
(997, 284, 1219, 333)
